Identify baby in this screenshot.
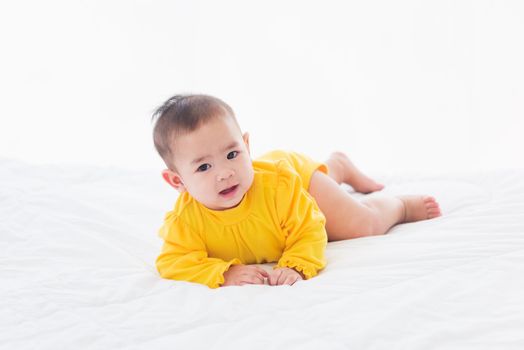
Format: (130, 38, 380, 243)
(152, 94, 441, 289)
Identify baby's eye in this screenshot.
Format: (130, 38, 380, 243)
(196, 163, 211, 172)
(227, 151, 239, 160)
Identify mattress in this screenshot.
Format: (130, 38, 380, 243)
(2, 157, 524, 349)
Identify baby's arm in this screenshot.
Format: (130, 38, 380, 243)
(156, 215, 242, 289)
(274, 164, 328, 283)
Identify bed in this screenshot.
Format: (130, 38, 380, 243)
(2, 157, 524, 349)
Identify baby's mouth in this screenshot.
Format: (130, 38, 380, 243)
(219, 185, 238, 195)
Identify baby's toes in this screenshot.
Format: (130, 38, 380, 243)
(428, 208, 441, 218)
(424, 197, 441, 218)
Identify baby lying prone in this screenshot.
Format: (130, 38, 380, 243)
(152, 94, 441, 289)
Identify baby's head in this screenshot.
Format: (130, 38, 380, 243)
(152, 94, 254, 210)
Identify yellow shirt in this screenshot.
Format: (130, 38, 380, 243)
(156, 155, 328, 289)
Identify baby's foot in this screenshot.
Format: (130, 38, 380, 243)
(330, 152, 384, 193)
(350, 173, 385, 194)
(398, 195, 442, 223)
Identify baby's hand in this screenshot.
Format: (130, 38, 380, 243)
(222, 264, 269, 287)
(268, 267, 303, 286)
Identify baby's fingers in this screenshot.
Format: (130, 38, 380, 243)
(277, 270, 290, 285)
(256, 271, 268, 284)
(275, 269, 301, 286)
(284, 274, 299, 286)
(250, 267, 269, 284)
(268, 269, 282, 286)
(243, 271, 266, 285)
(256, 267, 270, 279)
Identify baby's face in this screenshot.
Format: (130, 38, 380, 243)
(168, 116, 254, 210)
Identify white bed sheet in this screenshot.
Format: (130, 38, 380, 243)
(1, 158, 524, 349)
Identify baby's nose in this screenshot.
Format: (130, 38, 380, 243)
(217, 168, 234, 181)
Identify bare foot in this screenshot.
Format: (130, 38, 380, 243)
(398, 195, 442, 223)
(328, 151, 385, 194)
(349, 173, 385, 194)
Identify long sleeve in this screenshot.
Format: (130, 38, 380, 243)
(156, 213, 241, 289)
(275, 162, 327, 279)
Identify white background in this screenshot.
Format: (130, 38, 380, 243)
(1, 0, 523, 174)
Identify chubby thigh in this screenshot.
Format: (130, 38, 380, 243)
(256, 150, 376, 241)
(308, 170, 375, 242)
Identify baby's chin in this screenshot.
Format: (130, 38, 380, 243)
(220, 192, 246, 210)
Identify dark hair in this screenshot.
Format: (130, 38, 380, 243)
(151, 94, 237, 170)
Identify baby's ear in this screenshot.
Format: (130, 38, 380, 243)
(242, 132, 250, 154)
(161, 169, 186, 193)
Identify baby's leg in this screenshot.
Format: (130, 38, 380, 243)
(325, 151, 384, 193)
(308, 171, 441, 241)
